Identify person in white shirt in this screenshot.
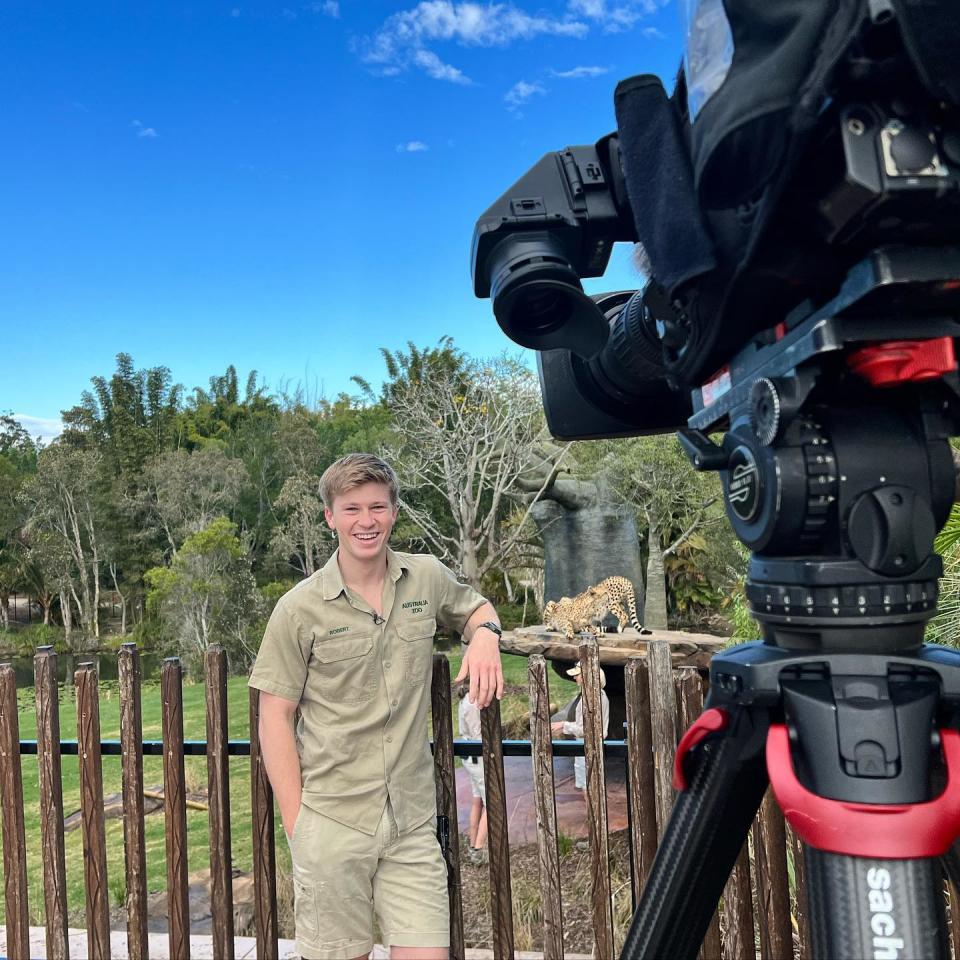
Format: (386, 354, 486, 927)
(457, 683, 488, 862)
(551, 664, 610, 792)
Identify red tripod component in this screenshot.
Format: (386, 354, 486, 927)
(672, 708, 730, 791)
(847, 337, 957, 386)
(767, 724, 960, 858)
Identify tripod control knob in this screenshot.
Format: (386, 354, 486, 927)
(750, 378, 781, 446)
(847, 485, 936, 576)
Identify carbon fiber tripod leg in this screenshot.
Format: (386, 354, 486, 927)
(619, 707, 769, 960)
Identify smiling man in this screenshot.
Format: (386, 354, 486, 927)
(249, 452, 503, 960)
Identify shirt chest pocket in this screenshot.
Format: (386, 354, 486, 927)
(311, 631, 377, 703)
(397, 617, 437, 686)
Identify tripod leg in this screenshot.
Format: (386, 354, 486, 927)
(805, 849, 947, 959)
(619, 705, 769, 960)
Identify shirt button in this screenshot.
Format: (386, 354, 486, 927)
(384, 661, 391, 668)
(392, 699, 398, 707)
(386, 736, 393, 743)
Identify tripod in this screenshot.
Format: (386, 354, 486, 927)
(620, 249, 960, 959)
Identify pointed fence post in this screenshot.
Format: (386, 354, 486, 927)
(0, 663, 30, 960)
(647, 640, 677, 838)
(161, 658, 190, 960)
(118, 643, 149, 960)
(624, 657, 657, 904)
(77, 663, 111, 959)
(35, 646, 70, 960)
(249, 687, 279, 960)
(206, 644, 235, 960)
(431, 654, 465, 960)
(528, 655, 564, 960)
(579, 635, 614, 960)
(481, 695, 514, 960)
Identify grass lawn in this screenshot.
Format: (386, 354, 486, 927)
(3, 650, 578, 926)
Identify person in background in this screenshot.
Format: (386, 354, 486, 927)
(550, 664, 610, 795)
(456, 680, 488, 864)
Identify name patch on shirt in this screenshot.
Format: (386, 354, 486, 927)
(328, 626, 350, 636)
(402, 600, 429, 611)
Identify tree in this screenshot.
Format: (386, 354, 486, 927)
(145, 517, 263, 669)
(270, 471, 332, 577)
(140, 447, 248, 554)
(20, 534, 74, 630)
(61, 353, 181, 482)
(0, 415, 37, 628)
(20, 445, 105, 642)
(379, 346, 563, 590)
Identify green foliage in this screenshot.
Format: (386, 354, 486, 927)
(556, 832, 575, 857)
(724, 579, 761, 642)
(1, 623, 64, 655)
(261, 579, 298, 612)
(145, 517, 263, 672)
(928, 503, 960, 646)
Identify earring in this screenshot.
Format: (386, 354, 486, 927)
(331, 529, 338, 540)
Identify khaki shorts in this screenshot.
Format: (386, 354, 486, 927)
(287, 800, 450, 960)
(463, 757, 485, 799)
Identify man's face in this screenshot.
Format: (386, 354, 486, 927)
(324, 481, 399, 564)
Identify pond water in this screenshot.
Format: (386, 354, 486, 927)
(1, 649, 163, 690)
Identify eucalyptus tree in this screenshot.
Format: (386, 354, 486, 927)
(140, 447, 248, 554)
(20, 444, 105, 642)
(372, 343, 560, 592)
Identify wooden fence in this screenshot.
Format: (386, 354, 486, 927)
(3, 638, 960, 959)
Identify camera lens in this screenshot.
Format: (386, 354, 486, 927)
(513, 286, 573, 332)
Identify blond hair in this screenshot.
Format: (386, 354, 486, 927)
(319, 453, 399, 508)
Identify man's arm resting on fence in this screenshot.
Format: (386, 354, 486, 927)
(257, 691, 302, 838)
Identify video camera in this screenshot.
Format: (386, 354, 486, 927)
(472, 0, 960, 441)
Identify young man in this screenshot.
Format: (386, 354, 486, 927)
(248, 453, 503, 960)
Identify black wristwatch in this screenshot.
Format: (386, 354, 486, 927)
(476, 620, 502, 638)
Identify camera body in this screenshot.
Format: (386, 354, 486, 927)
(472, 0, 960, 440)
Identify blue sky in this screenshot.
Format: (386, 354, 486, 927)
(1, 1, 683, 440)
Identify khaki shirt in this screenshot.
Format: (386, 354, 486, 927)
(248, 548, 486, 836)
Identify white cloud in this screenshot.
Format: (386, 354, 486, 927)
(413, 48, 471, 84)
(321, 0, 340, 16)
(12, 414, 62, 444)
(642, 25, 665, 39)
(396, 140, 430, 152)
(132, 119, 158, 138)
(505, 78, 546, 112)
(550, 64, 608, 79)
(567, 0, 660, 32)
(362, 2, 588, 83)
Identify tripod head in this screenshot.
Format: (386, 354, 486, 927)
(678, 246, 960, 653)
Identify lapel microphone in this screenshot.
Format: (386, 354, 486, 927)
(372, 613, 385, 625)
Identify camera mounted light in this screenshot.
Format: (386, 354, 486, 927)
(487, 232, 609, 358)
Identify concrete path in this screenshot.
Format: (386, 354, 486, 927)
(0, 928, 590, 960)
(455, 754, 628, 843)
(0, 928, 296, 959)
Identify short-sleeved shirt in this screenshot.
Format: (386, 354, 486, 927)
(248, 547, 486, 836)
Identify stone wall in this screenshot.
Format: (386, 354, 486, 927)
(532, 499, 646, 620)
